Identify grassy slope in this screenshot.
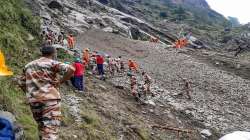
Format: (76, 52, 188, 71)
(0, 0, 40, 139)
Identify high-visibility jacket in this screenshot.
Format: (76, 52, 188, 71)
(175, 38, 188, 49)
(83, 51, 90, 64)
(128, 61, 138, 71)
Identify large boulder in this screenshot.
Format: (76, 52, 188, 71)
(48, 0, 63, 9)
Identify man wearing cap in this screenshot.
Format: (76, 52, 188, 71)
(23, 45, 75, 140)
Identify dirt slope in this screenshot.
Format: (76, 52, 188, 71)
(59, 74, 201, 140)
(76, 29, 250, 136)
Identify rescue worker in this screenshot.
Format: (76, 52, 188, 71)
(128, 59, 138, 72)
(41, 30, 47, 43)
(23, 45, 75, 140)
(96, 54, 105, 79)
(142, 71, 154, 97)
(127, 72, 140, 101)
(67, 34, 75, 49)
(175, 40, 181, 49)
(72, 58, 85, 93)
(57, 34, 64, 45)
(82, 48, 90, 66)
(115, 57, 121, 73)
(107, 56, 115, 76)
(89, 52, 97, 73)
(47, 30, 55, 45)
(118, 56, 125, 72)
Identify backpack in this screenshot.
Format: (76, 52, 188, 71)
(0, 117, 15, 140)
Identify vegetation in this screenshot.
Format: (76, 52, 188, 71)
(0, 0, 40, 139)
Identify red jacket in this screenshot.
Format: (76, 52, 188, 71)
(96, 56, 104, 64)
(73, 62, 85, 76)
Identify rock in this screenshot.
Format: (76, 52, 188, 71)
(236, 64, 241, 69)
(147, 100, 156, 106)
(149, 109, 154, 113)
(99, 84, 107, 91)
(185, 110, 192, 115)
(157, 89, 164, 93)
(87, 71, 93, 75)
(103, 27, 113, 33)
(141, 111, 147, 114)
(172, 92, 181, 96)
(130, 27, 141, 40)
(115, 85, 124, 89)
(27, 34, 34, 41)
(200, 129, 212, 138)
(48, 0, 63, 9)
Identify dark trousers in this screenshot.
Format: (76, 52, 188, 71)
(97, 64, 104, 75)
(74, 76, 84, 91)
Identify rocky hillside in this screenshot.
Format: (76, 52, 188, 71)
(1, 0, 250, 139)
(24, 0, 230, 47)
(99, 0, 228, 43)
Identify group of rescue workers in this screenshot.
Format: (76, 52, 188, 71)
(17, 29, 155, 140)
(10, 20, 248, 140)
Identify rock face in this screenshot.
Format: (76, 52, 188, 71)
(48, 0, 63, 9)
(25, 0, 175, 44)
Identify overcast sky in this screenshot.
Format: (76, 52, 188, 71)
(206, 0, 250, 24)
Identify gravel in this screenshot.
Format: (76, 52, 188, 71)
(77, 30, 250, 135)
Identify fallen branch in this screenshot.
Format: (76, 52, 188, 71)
(151, 125, 195, 133)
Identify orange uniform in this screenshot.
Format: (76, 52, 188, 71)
(67, 35, 75, 49)
(175, 38, 188, 49)
(83, 50, 90, 64)
(128, 60, 138, 71)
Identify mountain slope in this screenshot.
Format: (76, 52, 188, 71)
(99, 0, 229, 46)
(100, 0, 227, 27)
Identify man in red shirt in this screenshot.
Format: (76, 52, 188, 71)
(73, 58, 85, 93)
(96, 54, 105, 79)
